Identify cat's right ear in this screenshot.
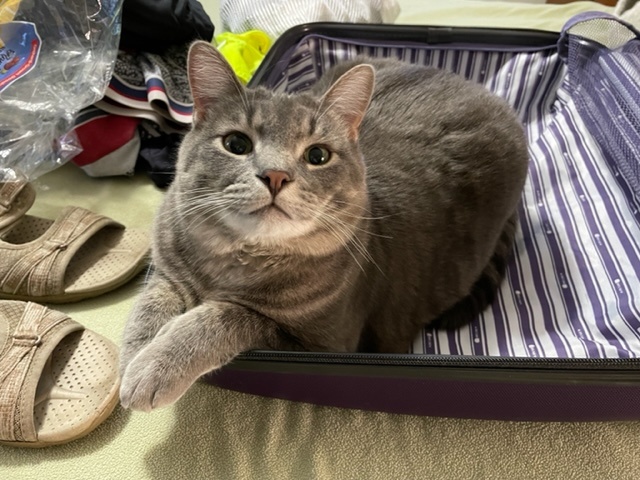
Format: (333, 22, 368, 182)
(319, 64, 375, 141)
(187, 41, 245, 123)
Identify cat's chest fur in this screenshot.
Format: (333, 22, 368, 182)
(189, 234, 291, 290)
(171, 227, 357, 325)
(207, 245, 293, 291)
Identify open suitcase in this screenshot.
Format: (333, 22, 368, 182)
(205, 12, 640, 421)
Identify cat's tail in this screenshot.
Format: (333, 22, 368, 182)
(431, 213, 518, 330)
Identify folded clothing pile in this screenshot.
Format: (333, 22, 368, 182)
(72, 0, 214, 186)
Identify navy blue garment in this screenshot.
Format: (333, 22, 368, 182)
(120, 0, 214, 54)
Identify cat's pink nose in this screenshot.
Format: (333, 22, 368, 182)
(258, 170, 292, 197)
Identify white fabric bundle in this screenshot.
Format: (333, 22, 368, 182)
(221, 0, 401, 39)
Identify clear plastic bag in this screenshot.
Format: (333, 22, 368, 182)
(0, 0, 122, 181)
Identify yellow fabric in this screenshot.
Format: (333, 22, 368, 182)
(0, 0, 22, 48)
(0, 0, 21, 24)
(215, 30, 272, 84)
(3, 1, 639, 478)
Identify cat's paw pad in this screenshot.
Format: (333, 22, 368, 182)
(119, 346, 194, 412)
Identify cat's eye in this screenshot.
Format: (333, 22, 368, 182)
(304, 145, 331, 166)
(223, 132, 253, 155)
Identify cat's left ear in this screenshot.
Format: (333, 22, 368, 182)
(320, 64, 375, 140)
(187, 41, 245, 123)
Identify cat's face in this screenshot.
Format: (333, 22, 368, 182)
(173, 42, 375, 248)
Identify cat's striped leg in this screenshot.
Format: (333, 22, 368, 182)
(119, 272, 189, 375)
(119, 301, 299, 411)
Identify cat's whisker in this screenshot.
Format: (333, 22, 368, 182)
(330, 225, 373, 275)
(177, 195, 234, 207)
(221, 96, 253, 116)
(313, 90, 328, 121)
(221, 63, 251, 113)
(171, 199, 237, 228)
(143, 263, 155, 285)
(180, 191, 247, 203)
(175, 195, 240, 227)
(319, 210, 385, 275)
(331, 199, 378, 215)
(188, 200, 242, 232)
(324, 204, 395, 226)
(178, 187, 225, 194)
(191, 199, 242, 225)
(181, 204, 235, 228)
(326, 200, 395, 220)
(172, 195, 230, 210)
(317, 211, 372, 265)
(212, 203, 242, 229)
(179, 197, 239, 214)
(327, 210, 393, 246)
(314, 93, 346, 125)
(176, 188, 229, 197)
(349, 237, 385, 277)
(175, 190, 240, 203)
(316, 216, 365, 274)
(331, 200, 374, 214)
(316, 222, 362, 288)
(299, 192, 382, 223)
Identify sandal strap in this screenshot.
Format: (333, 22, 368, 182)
(0, 302, 80, 442)
(0, 181, 26, 215)
(1, 207, 120, 297)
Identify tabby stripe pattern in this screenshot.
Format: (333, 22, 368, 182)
(265, 24, 640, 359)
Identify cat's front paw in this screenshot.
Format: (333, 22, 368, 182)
(119, 343, 197, 412)
(119, 339, 147, 376)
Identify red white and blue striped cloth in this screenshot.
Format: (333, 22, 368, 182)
(268, 13, 640, 359)
(96, 46, 194, 132)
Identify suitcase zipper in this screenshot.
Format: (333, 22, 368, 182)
(238, 351, 640, 370)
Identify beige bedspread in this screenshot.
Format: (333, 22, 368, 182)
(4, 1, 640, 479)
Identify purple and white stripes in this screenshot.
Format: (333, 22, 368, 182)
(264, 20, 640, 359)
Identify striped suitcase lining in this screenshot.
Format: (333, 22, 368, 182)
(271, 32, 640, 359)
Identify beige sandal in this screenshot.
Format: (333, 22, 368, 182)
(0, 301, 120, 447)
(0, 205, 149, 303)
(0, 181, 35, 232)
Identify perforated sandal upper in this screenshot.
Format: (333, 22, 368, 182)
(0, 302, 81, 443)
(0, 207, 124, 298)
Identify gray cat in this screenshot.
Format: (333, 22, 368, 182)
(119, 41, 529, 411)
